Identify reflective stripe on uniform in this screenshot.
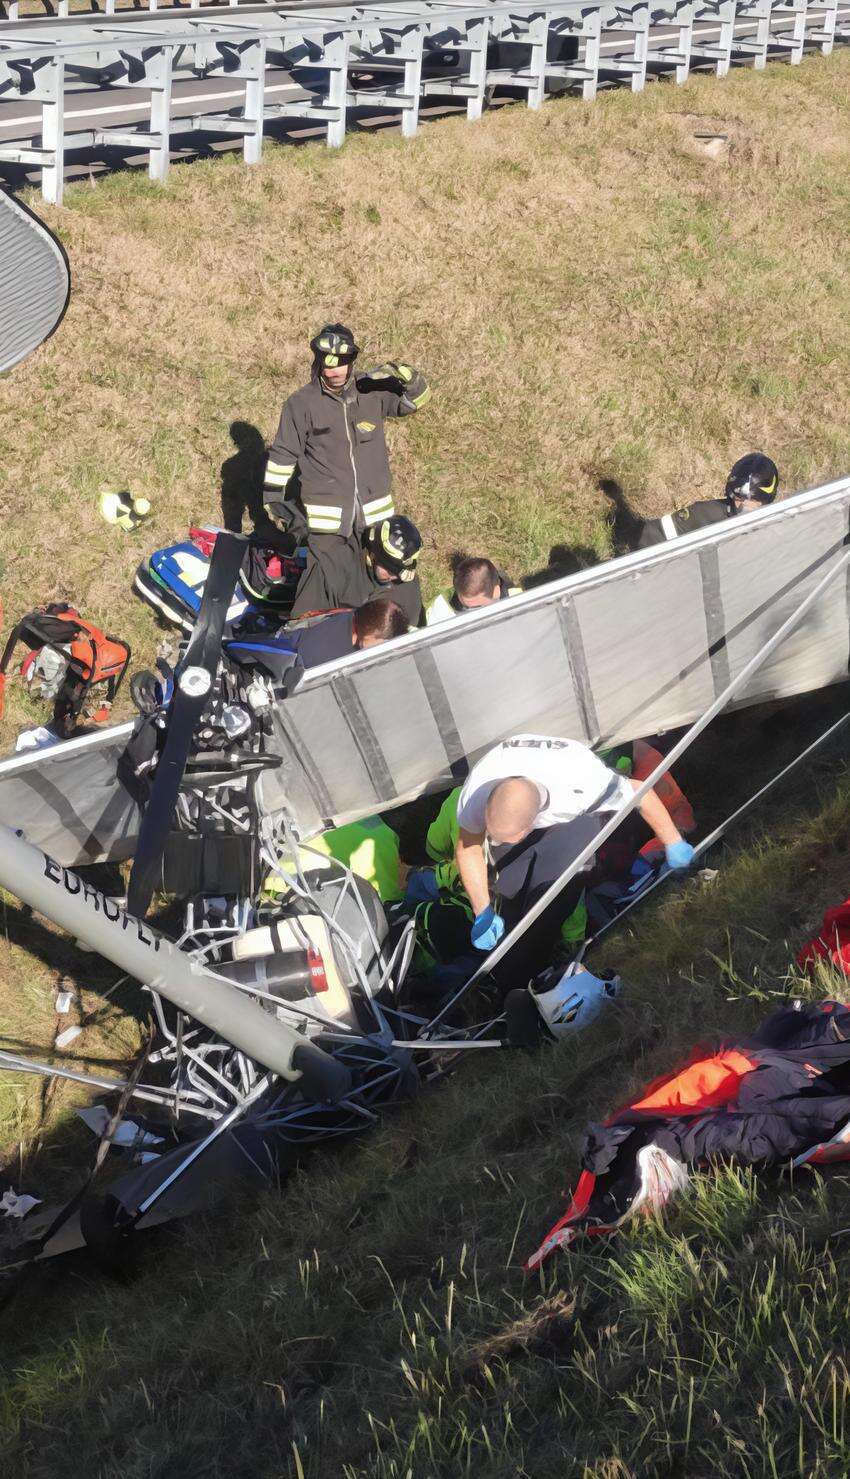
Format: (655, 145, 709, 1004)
(362, 495, 395, 526)
(660, 514, 678, 541)
(408, 385, 431, 409)
(265, 460, 295, 488)
(304, 502, 343, 532)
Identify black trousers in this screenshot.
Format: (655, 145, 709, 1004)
(290, 534, 365, 617)
(487, 814, 603, 989)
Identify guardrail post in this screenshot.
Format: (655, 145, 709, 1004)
(715, 0, 736, 75)
(643, 0, 693, 81)
(753, 0, 772, 66)
(239, 38, 266, 163)
(809, 0, 838, 52)
(526, 12, 550, 108)
(581, 10, 603, 98)
(39, 59, 65, 206)
(326, 31, 350, 147)
(630, 1, 650, 90)
(466, 16, 489, 119)
(328, 33, 350, 147)
(148, 47, 173, 182)
(675, 2, 695, 81)
(401, 31, 424, 135)
(788, 0, 810, 60)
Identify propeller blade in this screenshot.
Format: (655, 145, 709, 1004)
(127, 532, 247, 918)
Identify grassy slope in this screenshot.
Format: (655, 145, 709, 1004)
(3, 757, 850, 1478)
(6, 49, 850, 668)
(3, 49, 850, 1477)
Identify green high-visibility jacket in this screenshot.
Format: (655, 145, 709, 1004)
(426, 788, 463, 893)
(265, 816, 403, 905)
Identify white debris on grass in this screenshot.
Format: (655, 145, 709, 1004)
(0, 1188, 41, 1219)
(55, 1024, 83, 1049)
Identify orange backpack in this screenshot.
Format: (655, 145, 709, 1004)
(0, 603, 130, 737)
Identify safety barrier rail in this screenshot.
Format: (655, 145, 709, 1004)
(0, 0, 847, 203)
(0, 0, 302, 20)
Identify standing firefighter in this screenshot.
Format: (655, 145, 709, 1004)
(263, 323, 430, 616)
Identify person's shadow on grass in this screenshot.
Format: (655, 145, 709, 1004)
(599, 477, 644, 555)
(522, 543, 599, 590)
(220, 421, 275, 535)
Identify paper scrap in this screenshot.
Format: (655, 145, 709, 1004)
(55, 1024, 83, 1049)
(0, 1188, 41, 1219)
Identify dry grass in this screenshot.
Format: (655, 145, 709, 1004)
(4, 51, 850, 743)
(2, 52, 850, 1472)
(3, 765, 850, 1477)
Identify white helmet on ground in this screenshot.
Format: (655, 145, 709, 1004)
(504, 962, 621, 1047)
(531, 962, 621, 1039)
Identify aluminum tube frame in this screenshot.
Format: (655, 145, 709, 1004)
(135, 1071, 270, 1218)
(585, 703, 850, 948)
(0, 821, 336, 1086)
(0, 1049, 214, 1116)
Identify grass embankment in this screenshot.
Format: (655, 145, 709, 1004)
(2, 47, 850, 1477)
(3, 758, 850, 1476)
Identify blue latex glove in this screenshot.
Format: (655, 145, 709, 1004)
(471, 905, 506, 952)
(665, 840, 695, 872)
(405, 867, 441, 905)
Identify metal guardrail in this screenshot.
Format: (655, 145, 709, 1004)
(0, 0, 847, 203)
(0, 0, 309, 18)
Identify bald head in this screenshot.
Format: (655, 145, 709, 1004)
(485, 777, 541, 845)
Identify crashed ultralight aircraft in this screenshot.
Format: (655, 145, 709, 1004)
(2, 185, 850, 1261)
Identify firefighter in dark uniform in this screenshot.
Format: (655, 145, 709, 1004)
(359, 516, 424, 627)
(636, 454, 779, 549)
(301, 514, 424, 625)
(263, 323, 430, 616)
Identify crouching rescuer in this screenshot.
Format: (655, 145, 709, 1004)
(454, 734, 695, 985)
(263, 323, 430, 616)
(635, 453, 779, 549)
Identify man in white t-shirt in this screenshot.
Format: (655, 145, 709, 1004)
(455, 734, 694, 965)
